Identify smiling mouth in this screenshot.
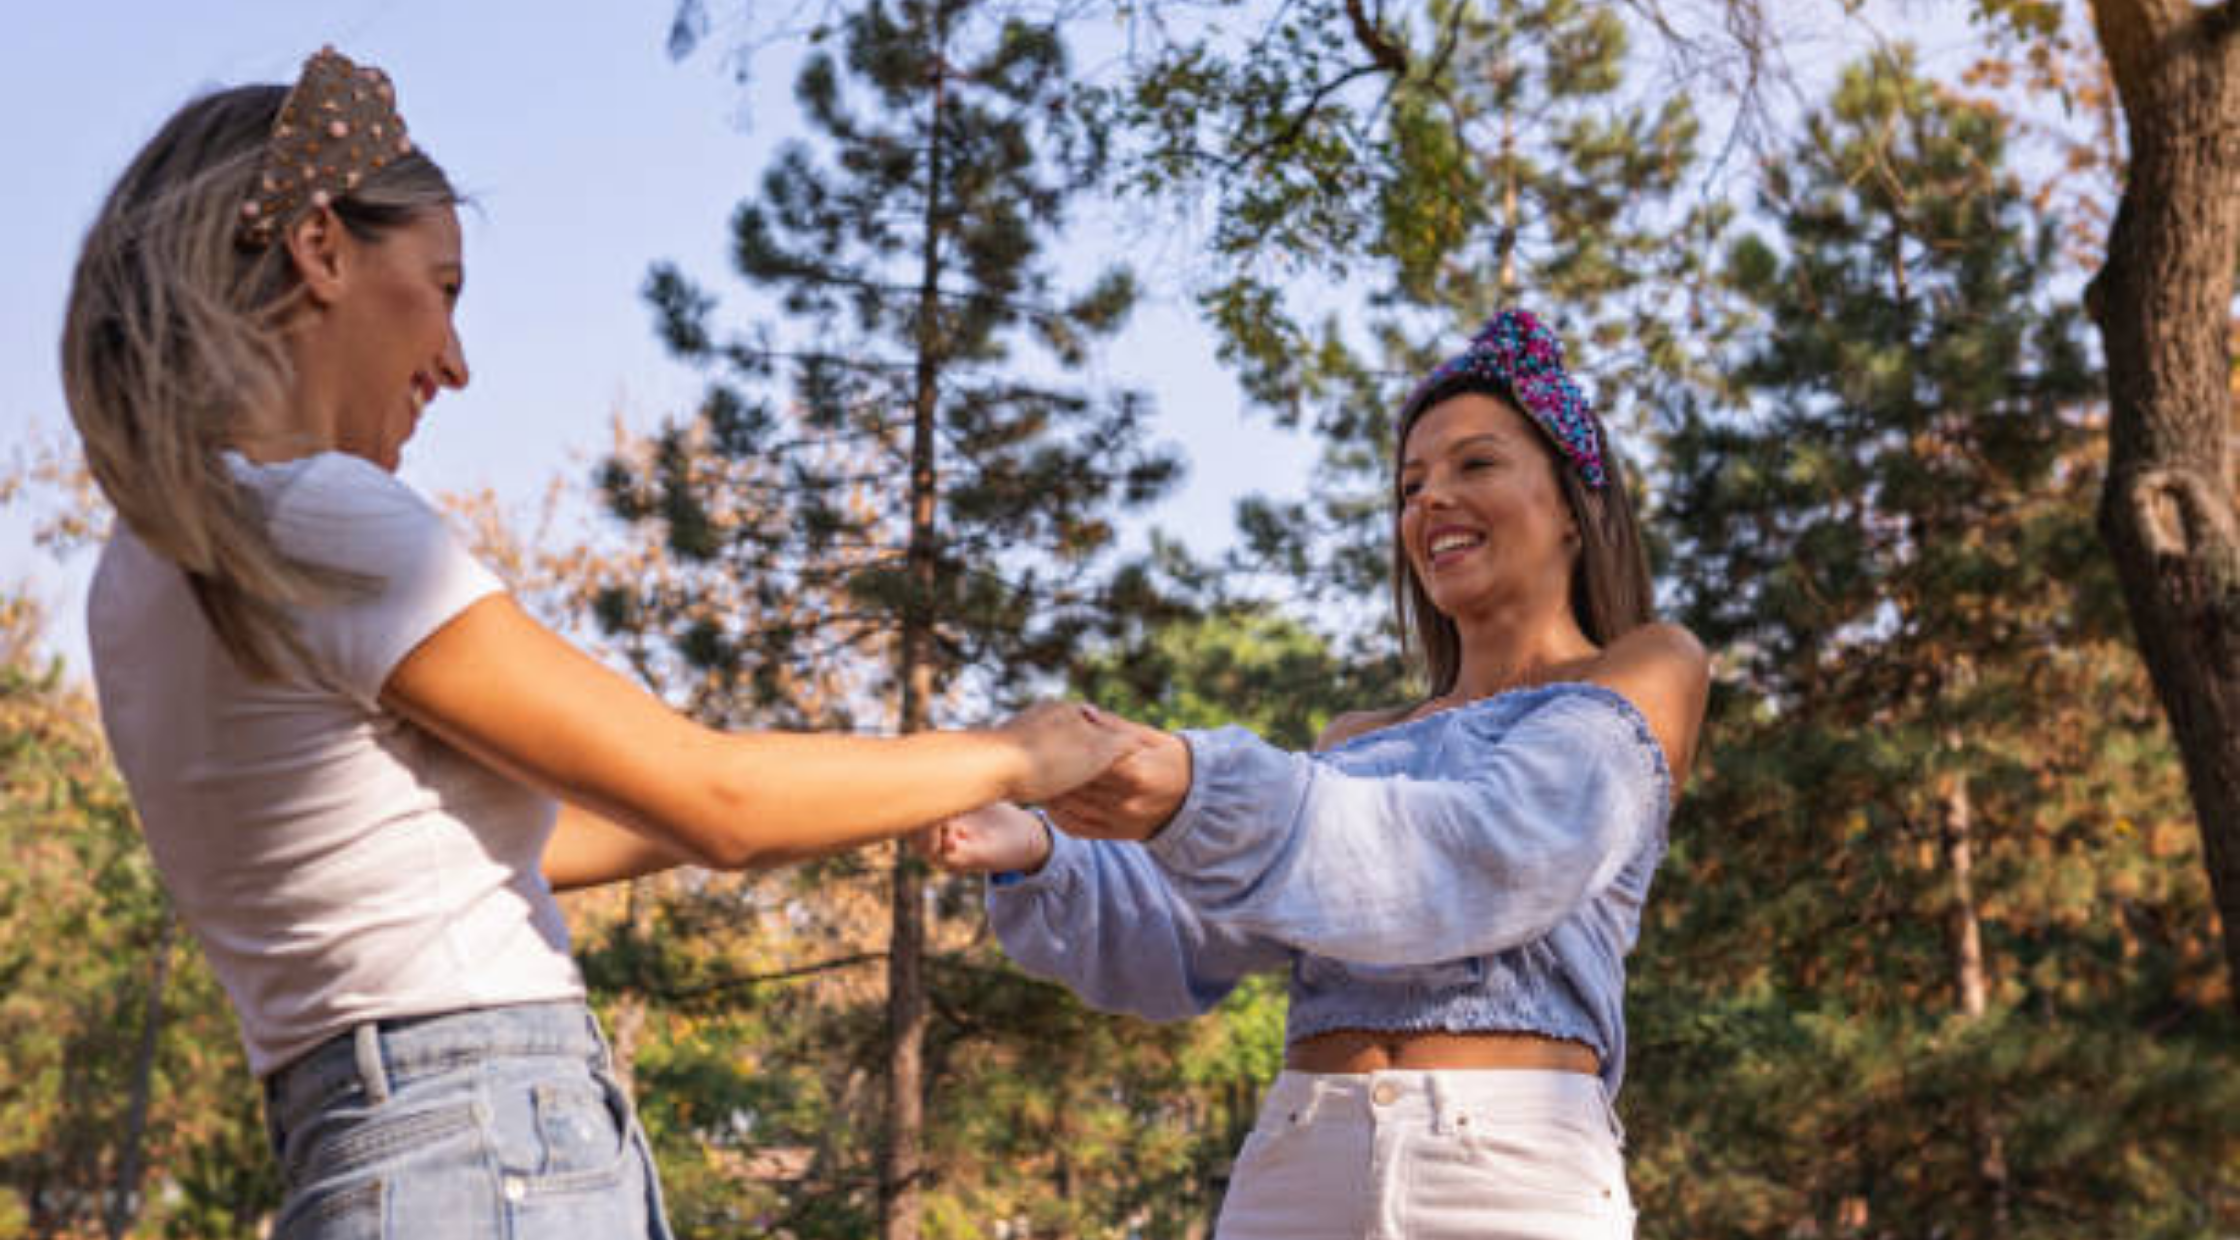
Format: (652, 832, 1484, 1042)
(1425, 530, 1486, 569)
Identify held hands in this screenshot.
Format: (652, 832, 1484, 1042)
(935, 703, 1189, 872)
(996, 701, 1133, 804)
(1041, 713, 1192, 842)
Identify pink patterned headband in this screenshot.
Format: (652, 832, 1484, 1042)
(236, 47, 416, 249)
(1404, 308, 1609, 490)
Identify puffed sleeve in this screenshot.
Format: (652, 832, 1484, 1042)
(259, 454, 505, 709)
(988, 829, 1292, 1021)
(1146, 684, 1671, 967)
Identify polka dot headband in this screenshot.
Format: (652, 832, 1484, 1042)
(236, 47, 416, 249)
(1404, 308, 1608, 490)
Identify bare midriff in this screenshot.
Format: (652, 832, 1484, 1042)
(1286, 1028, 1600, 1075)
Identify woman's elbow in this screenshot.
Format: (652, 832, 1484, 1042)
(636, 781, 771, 871)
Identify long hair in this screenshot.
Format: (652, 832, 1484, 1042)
(60, 83, 459, 680)
(1390, 370, 1656, 698)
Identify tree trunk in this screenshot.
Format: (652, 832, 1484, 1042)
(1938, 770, 2009, 1238)
(106, 907, 176, 1240)
(2083, 0, 2240, 1010)
(607, 878, 651, 1101)
(883, 25, 951, 1239)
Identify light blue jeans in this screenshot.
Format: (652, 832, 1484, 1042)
(262, 1001, 673, 1239)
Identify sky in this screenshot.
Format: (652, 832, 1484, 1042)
(1, 2, 2005, 682)
(0, 0, 1318, 679)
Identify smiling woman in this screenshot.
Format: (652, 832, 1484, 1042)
(926, 307, 1708, 1240)
(249, 206, 470, 474)
(56, 46, 1131, 1240)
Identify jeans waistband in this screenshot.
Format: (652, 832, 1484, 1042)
(264, 1001, 608, 1134)
(1263, 1068, 1623, 1144)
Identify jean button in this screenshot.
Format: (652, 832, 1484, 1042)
(1370, 1081, 1400, 1106)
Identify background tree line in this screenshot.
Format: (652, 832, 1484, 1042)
(0, 0, 2231, 1236)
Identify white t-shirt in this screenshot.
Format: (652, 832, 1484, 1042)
(88, 452, 584, 1077)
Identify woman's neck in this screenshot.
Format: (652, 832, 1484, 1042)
(1443, 603, 1599, 704)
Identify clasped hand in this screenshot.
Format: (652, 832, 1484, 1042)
(923, 706, 1192, 874)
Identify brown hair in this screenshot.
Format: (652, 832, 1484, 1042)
(60, 82, 459, 679)
(1391, 371, 1656, 697)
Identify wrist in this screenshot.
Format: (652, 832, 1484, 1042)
(1022, 807, 1056, 874)
(987, 727, 1037, 804)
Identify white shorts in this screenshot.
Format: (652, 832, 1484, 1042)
(1215, 1070, 1634, 1240)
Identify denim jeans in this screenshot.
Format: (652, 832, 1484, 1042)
(262, 1001, 674, 1239)
(1215, 1070, 1635, 1240)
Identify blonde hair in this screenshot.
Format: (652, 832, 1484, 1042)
(1391, 373, 1656, 697)
(61, 83, 459, 680)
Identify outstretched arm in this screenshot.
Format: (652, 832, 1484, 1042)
(383, 595, 1129, 873)
(934, 804, 1288, 1021)
(1042, 630, 1707, 966)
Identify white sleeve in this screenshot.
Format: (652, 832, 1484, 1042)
(262, 455, 505, 708)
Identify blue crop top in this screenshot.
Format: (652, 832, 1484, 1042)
(985, 682, 1672, 1096)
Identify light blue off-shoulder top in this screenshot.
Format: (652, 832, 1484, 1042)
(986, 682, 1672, 1096)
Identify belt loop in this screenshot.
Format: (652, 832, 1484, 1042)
(1424, 1071, 1456, 1136)
(352, 1023, 392, 1105)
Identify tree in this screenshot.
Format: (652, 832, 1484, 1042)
(2070, 0, 2240, 1011)
(1120, 0, 1726, 658)
(1638, 50, 2234, 1235)
(0, 588, 279, 1238)
(634, 2, 1182, 1234)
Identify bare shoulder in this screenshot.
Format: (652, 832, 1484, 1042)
(1601, 622, 1710, 683)
(1580, 622, 1712, 785)
(1314, 704, 1416, 752)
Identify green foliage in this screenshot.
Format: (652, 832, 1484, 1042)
(1130, 0, 1731, 625)
(1638, 48, 2235, 1235)
(0, 598, 276, 1237)
(608, 0, 1201, 1231)
(622, 0, 1184, 723)
(1069, 604, 1407, 748)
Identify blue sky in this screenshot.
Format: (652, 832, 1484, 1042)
(2, 3, 2007, 681)
(1, 1, 1314, 677)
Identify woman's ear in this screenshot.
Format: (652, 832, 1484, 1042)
(282, 205, 350, 307)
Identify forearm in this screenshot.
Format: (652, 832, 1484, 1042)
(382, 598, 1043, 873)
(543, 803, 694, 892)
(988, 831, 1282, 1020)
(571, 726, 1029, 871)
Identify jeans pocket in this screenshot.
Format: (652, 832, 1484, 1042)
(1429, 1121, 1629, 1217)
(490, 1065, 637, 1198)
(273, 1173, 386, 1240)
(532, 1077, 628, 1175)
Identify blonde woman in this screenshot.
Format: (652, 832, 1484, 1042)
(930, 311, 1708, 1239)
(62, 49, 1125, 1240)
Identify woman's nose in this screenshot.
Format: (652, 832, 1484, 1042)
(438, 327, 469, 390)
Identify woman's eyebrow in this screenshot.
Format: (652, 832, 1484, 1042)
(1405, 432, 1518, 469)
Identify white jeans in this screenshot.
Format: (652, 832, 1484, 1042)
(1215, 1070, 1634, 1240)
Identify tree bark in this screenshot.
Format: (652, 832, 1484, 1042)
(2083, 0, 2240, 1010)
(882, 20, 951, 1238)
(1938, 770, 2009, 1238)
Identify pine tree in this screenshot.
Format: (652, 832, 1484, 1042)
(622, 2, 1181, 1234)
(1635, 50, 2236, 1236)
(1129, 0, 1722, 639)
